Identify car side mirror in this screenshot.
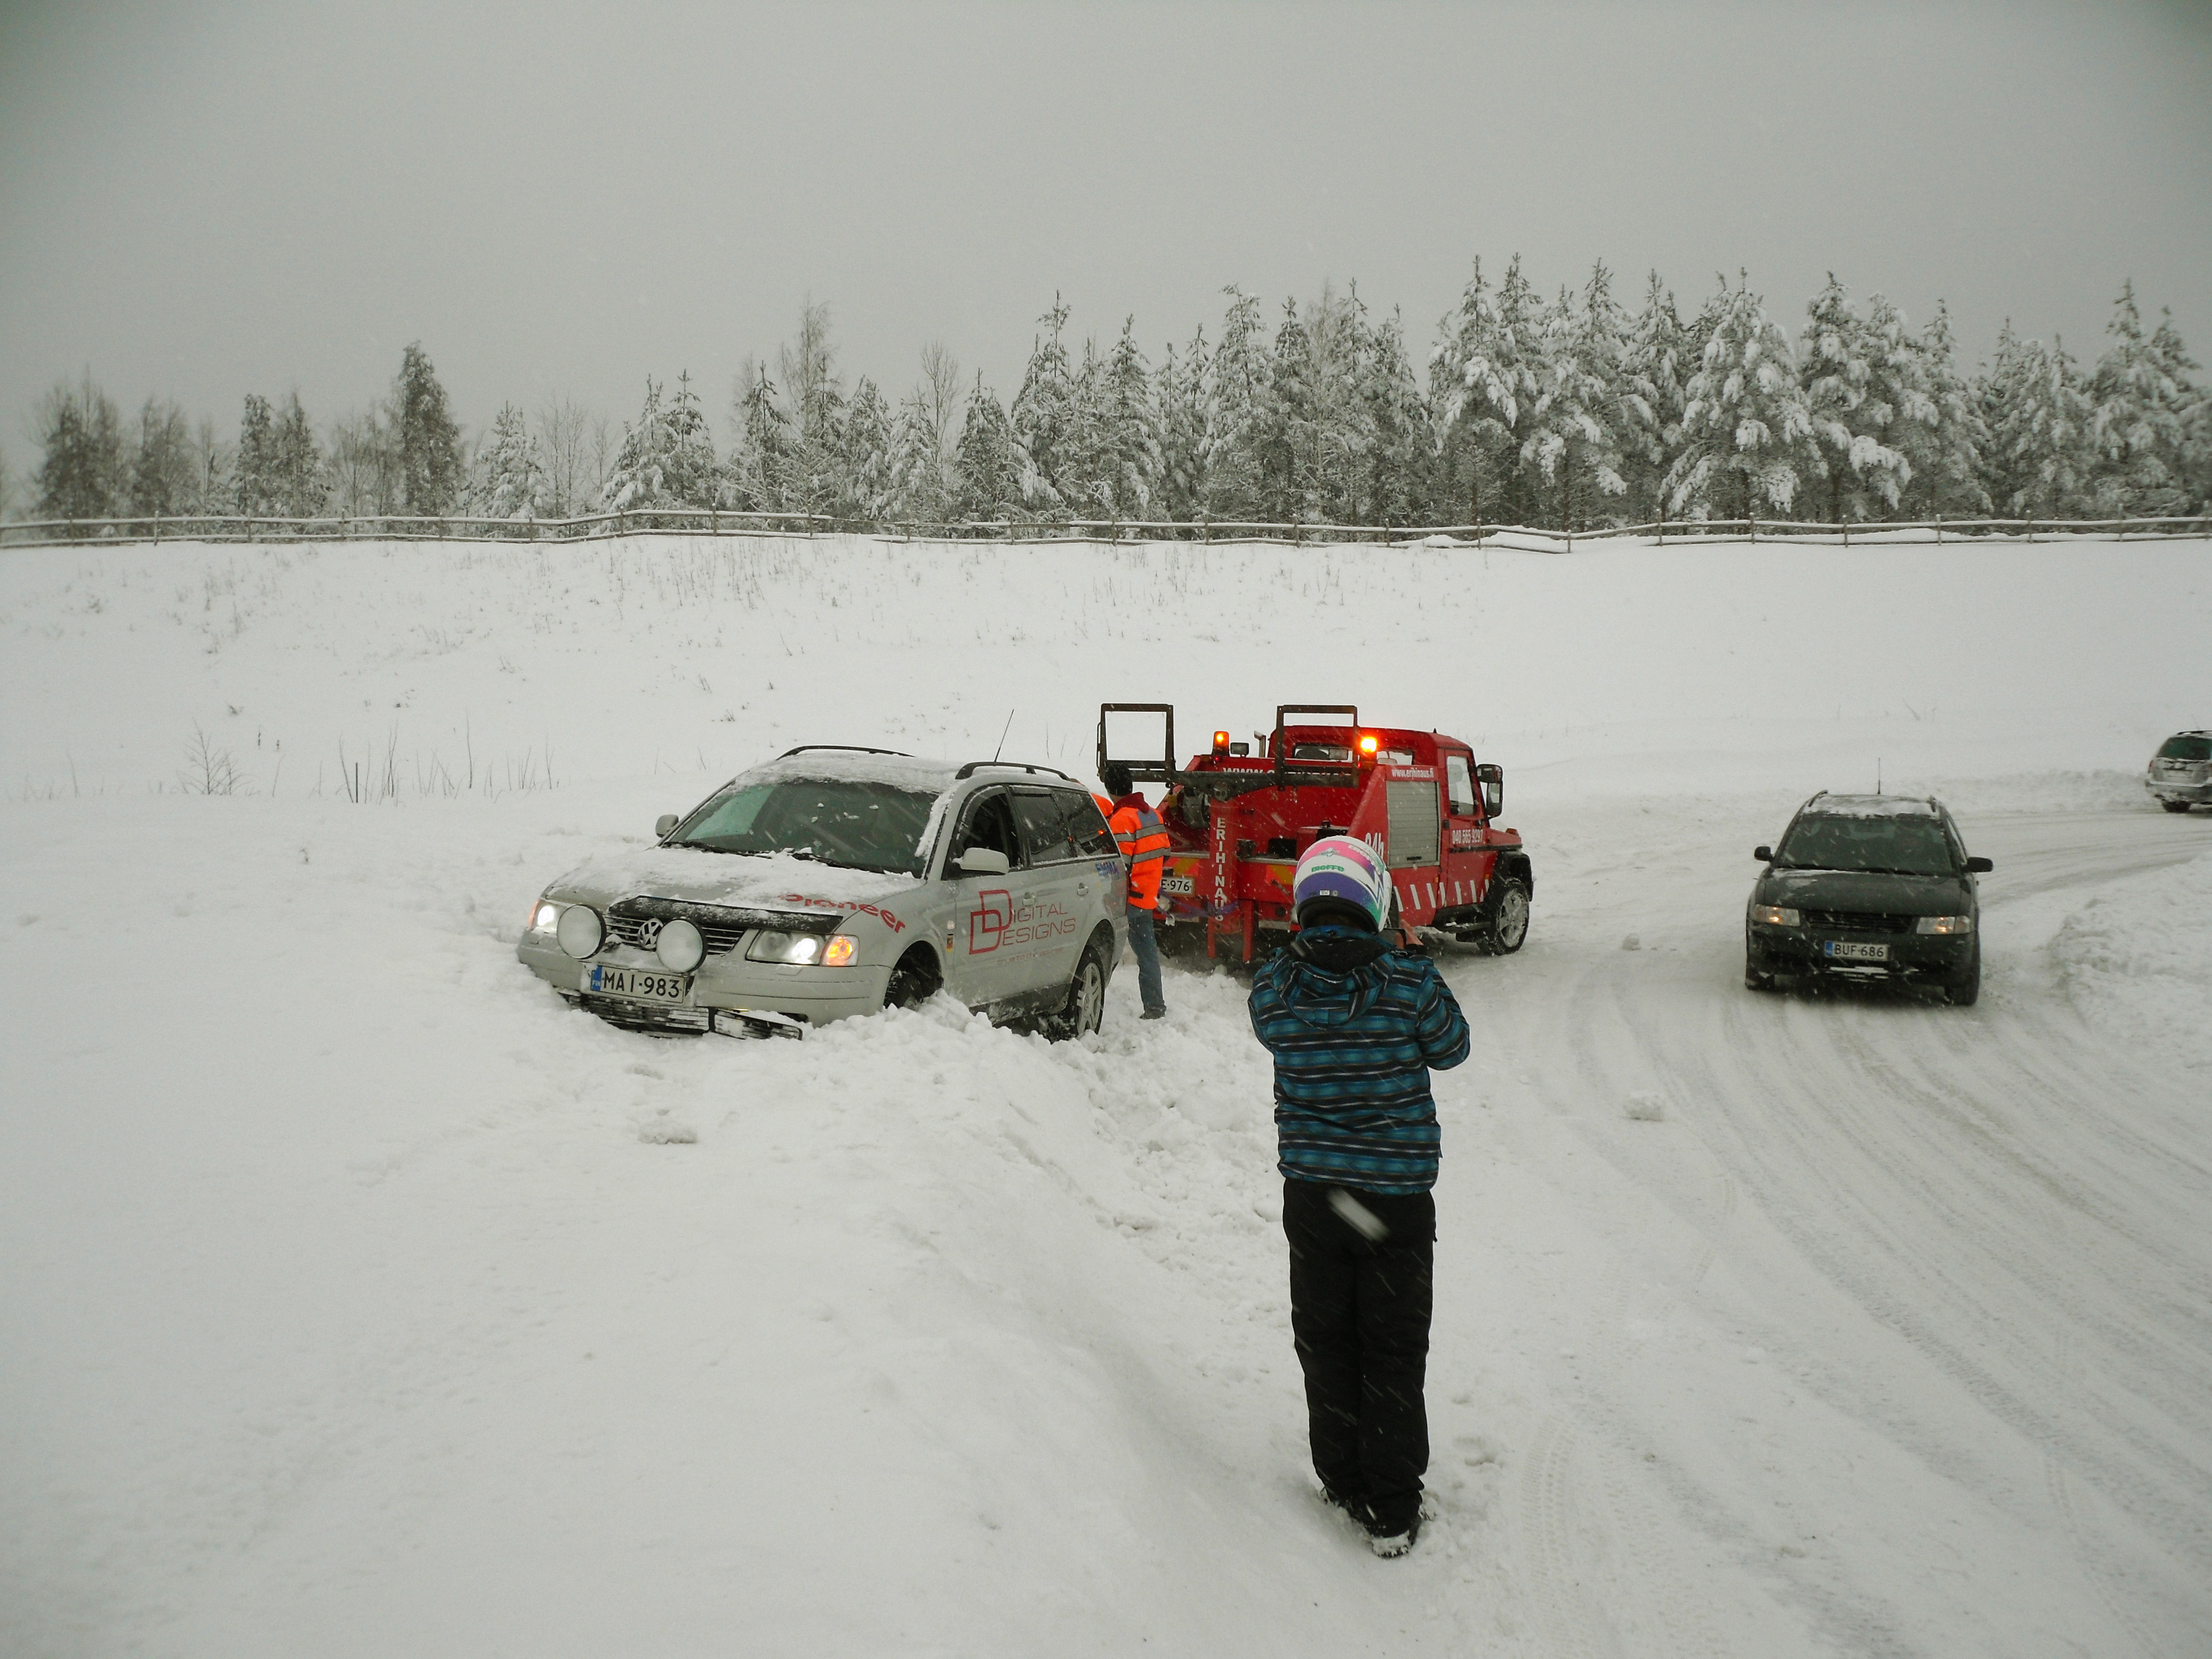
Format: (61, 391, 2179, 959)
(957, 847, 1011, 876)
(1475, 762, 1504, 817)
(1966, 855, 1993, 874)
(1754, 845, 1773, 862)
(656, 813, 679, 838)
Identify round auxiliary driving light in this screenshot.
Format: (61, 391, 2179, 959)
(655, 917, 706, 973)
(556, 904, 604, 959)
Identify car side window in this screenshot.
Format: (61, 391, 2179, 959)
(1067, 792, 1117, 857)
(953, 789, 1026, 869)
(1445, 753, 1477, 817)
(1011, 789, 1076, 864)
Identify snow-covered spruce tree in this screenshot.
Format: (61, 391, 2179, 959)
(127, 398, 196, 517)
(1201, 286, 1269, 521)
(1359, 307, 1433, 528)
(1086, 317, 1162, 523)
(1431, 255, 1543, 527)
(951, 375, 1021, 526)
(33, 373, 125, 522)
(2087, 283, 2199, 517)
(778, 302, 846, 516)
(232, 394, 281, 515)
(886, 388, 953, 528)
(1010, 296, 1077, 519)
(1256, 299, 1321, 521)
(1665, 275, 1817, 520)
(1798, 276, 1921, 521)
(833, 378, 894, 525)
(2165, 316, 2212, 512)
(1897, 302, 1991, 520)
(1154, 328, 1209, 526)
(395, 342, 463, 517)
(1976, 325, 2095, 518)
(1519, 264, 1636, 530)
(270, 392, 327, 517)
(473, 403, 549, 520)
(723, 364, 792, 514)
(1618, 272, 1688, 522)
(1299, 282, 1374, 524)
(600, 379, 671, 514)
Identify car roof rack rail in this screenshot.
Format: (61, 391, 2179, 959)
(777, 744, 913, 759)
(954, 760, 1077, 782)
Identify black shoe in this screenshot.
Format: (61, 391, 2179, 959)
(1368, 1517, 1421, 1558)
(1140, 1008, 1166, 1020)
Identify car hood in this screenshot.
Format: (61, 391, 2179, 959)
(551, 844, 927, 916)
(1758, 867, 1972, 915)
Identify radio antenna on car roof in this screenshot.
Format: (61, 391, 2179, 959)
(992, 708, 1014, 763)
(1876, 757, 1882, 795)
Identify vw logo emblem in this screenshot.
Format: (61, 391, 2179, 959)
(636, 918, 664, 948)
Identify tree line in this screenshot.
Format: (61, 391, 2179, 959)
(13, 264, 2209, 534)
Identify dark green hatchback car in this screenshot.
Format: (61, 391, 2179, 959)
(1745, 794, 1992, 1005)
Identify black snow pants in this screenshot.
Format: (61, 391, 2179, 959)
(1281, 1176, 1435, 1536)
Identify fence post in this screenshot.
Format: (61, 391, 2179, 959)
(1843, 518, 1850, 549)
(1748, 514, 1756, 545)
(1934, 513, 1942, 545)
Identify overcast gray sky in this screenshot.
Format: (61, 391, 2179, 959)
(3, 0, 2208, 450)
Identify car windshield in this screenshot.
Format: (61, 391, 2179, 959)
(669, 775, 941, 874)
(2156, 734, 2211, 761)
(1774, 813, 1958, 877)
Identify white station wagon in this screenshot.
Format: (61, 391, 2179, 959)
(518, 748, 1128, 1039)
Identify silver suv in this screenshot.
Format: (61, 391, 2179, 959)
(518, 748, 1126, 1039)
(2146, 731, 2212, 813)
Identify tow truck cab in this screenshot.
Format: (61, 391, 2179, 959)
(1099, 703, 1532, 964)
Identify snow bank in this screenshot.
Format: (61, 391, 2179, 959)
(2053, 851, 2212, 1074)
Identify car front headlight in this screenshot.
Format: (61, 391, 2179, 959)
(556, 904, 604, 959)
(747, 929, 825, 965)
(1749, 904, 1801, 926)
(528, 898, 560, 933)
(1913, 914, 1974, 935)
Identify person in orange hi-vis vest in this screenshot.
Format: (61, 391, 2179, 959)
(1100, 762, 1170, 1020)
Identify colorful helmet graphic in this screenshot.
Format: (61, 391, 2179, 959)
(1291, 834, 1390, 930)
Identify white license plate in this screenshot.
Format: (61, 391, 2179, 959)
(1823, 940, 1890, 962)
(1158, 875, 1194, 896)
(583, 962, 692, 1003)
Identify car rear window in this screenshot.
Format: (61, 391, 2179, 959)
(1775, 813, 1959, 877)
(2156, 734, 2211, 761)
(671, 776, 940, 874)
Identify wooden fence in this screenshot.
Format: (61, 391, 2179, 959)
(1, 508, 2207, 551)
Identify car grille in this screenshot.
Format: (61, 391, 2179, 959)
(577, 994, 714, 1035)
(1802, 909, 1915, 935)
(603, 896, 839, 956)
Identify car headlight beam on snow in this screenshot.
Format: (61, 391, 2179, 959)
(1913, 914, 1975, 935)
(1749, 904, 1801, 926)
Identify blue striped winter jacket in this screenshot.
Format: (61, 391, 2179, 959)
(1248, 927, 1471, 1194)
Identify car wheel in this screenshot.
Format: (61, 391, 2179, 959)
(1041, 941, 1109, 1042)
(1475, 878, 1530, 955)
(1942, 944, 1981, 1007)
(884, 946, 942, 1011)
(2160, 799, 2194, 813)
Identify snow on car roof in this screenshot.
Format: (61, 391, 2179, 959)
(1803, 794, 1941, 818)
(739, 750, 961, 794)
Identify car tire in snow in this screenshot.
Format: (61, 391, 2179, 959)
(2159, 799, 2194, 813)
(885, 947, 943, 1011)
(1040, 938, 1110, 1042)
(1943, 943, 1982, 1008)
(1472, 877, 1531, 955)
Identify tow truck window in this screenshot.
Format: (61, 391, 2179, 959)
(1446, 754, 1477, 817)
(953, 789, 1026, 869)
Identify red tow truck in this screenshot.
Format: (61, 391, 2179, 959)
(1097, 703, 1533, 965)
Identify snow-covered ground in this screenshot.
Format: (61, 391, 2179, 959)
(2, 534, 2208, 1657)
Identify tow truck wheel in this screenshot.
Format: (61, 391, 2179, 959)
(1042, 940, 1109, 1041)
(885, 946, 942, 1011)
(1475, 878, 1531, 955)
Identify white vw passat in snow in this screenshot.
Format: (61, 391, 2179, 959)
(518, 748, 1127, 1039)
